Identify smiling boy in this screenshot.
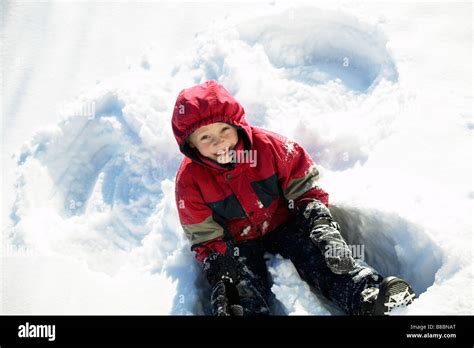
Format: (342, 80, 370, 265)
(188, 122, 238, 164)
(172, 80, 415, 316)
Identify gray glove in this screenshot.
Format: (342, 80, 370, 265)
(297, 200, 357, 274)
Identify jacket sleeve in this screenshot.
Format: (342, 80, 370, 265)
(175, 170, 227, 261)
(272, 136, 329, 209)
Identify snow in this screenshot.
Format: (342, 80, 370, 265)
(282, 140, 296, 160)
(261, 220, 269, 233)
(241, 226, 251, 237)
(1, 1, 472, 315)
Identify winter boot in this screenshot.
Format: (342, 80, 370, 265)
(361, 276, 415, 315)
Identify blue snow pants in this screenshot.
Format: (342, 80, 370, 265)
(234, 216, 383, 315)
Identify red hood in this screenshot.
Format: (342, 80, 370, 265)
(171, 80, 253, 170)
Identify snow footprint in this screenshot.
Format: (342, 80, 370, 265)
(330, 204, 443, 296)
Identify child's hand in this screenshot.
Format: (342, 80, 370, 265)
(203, 252, 270, 315)
(314, 225, 357, 274)
(297, 199, 357, 274)
(203, 252, 240, 286)
(203, 252, 244, 316)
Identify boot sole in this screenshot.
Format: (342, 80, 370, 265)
(373, 276, 415, 315)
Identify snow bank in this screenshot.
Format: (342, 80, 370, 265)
(3, 4, 472, 315)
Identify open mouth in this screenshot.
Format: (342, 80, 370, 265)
(216, 146, 232, 156)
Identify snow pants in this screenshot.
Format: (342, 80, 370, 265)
(234, 216, 383, 315)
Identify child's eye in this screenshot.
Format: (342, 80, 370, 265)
(221, 127, 230, 132)
(200, 135, 209, 141)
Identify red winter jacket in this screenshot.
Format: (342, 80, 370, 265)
(172, 80, 328, 262)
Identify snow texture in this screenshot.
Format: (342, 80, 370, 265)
(1, 2, 472, 315)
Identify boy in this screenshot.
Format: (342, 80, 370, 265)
(172, 80, 415, 315)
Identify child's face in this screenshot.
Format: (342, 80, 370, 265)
(188, 122, 239, 163)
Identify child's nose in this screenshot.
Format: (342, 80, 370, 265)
(213, 137, 224, 147)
